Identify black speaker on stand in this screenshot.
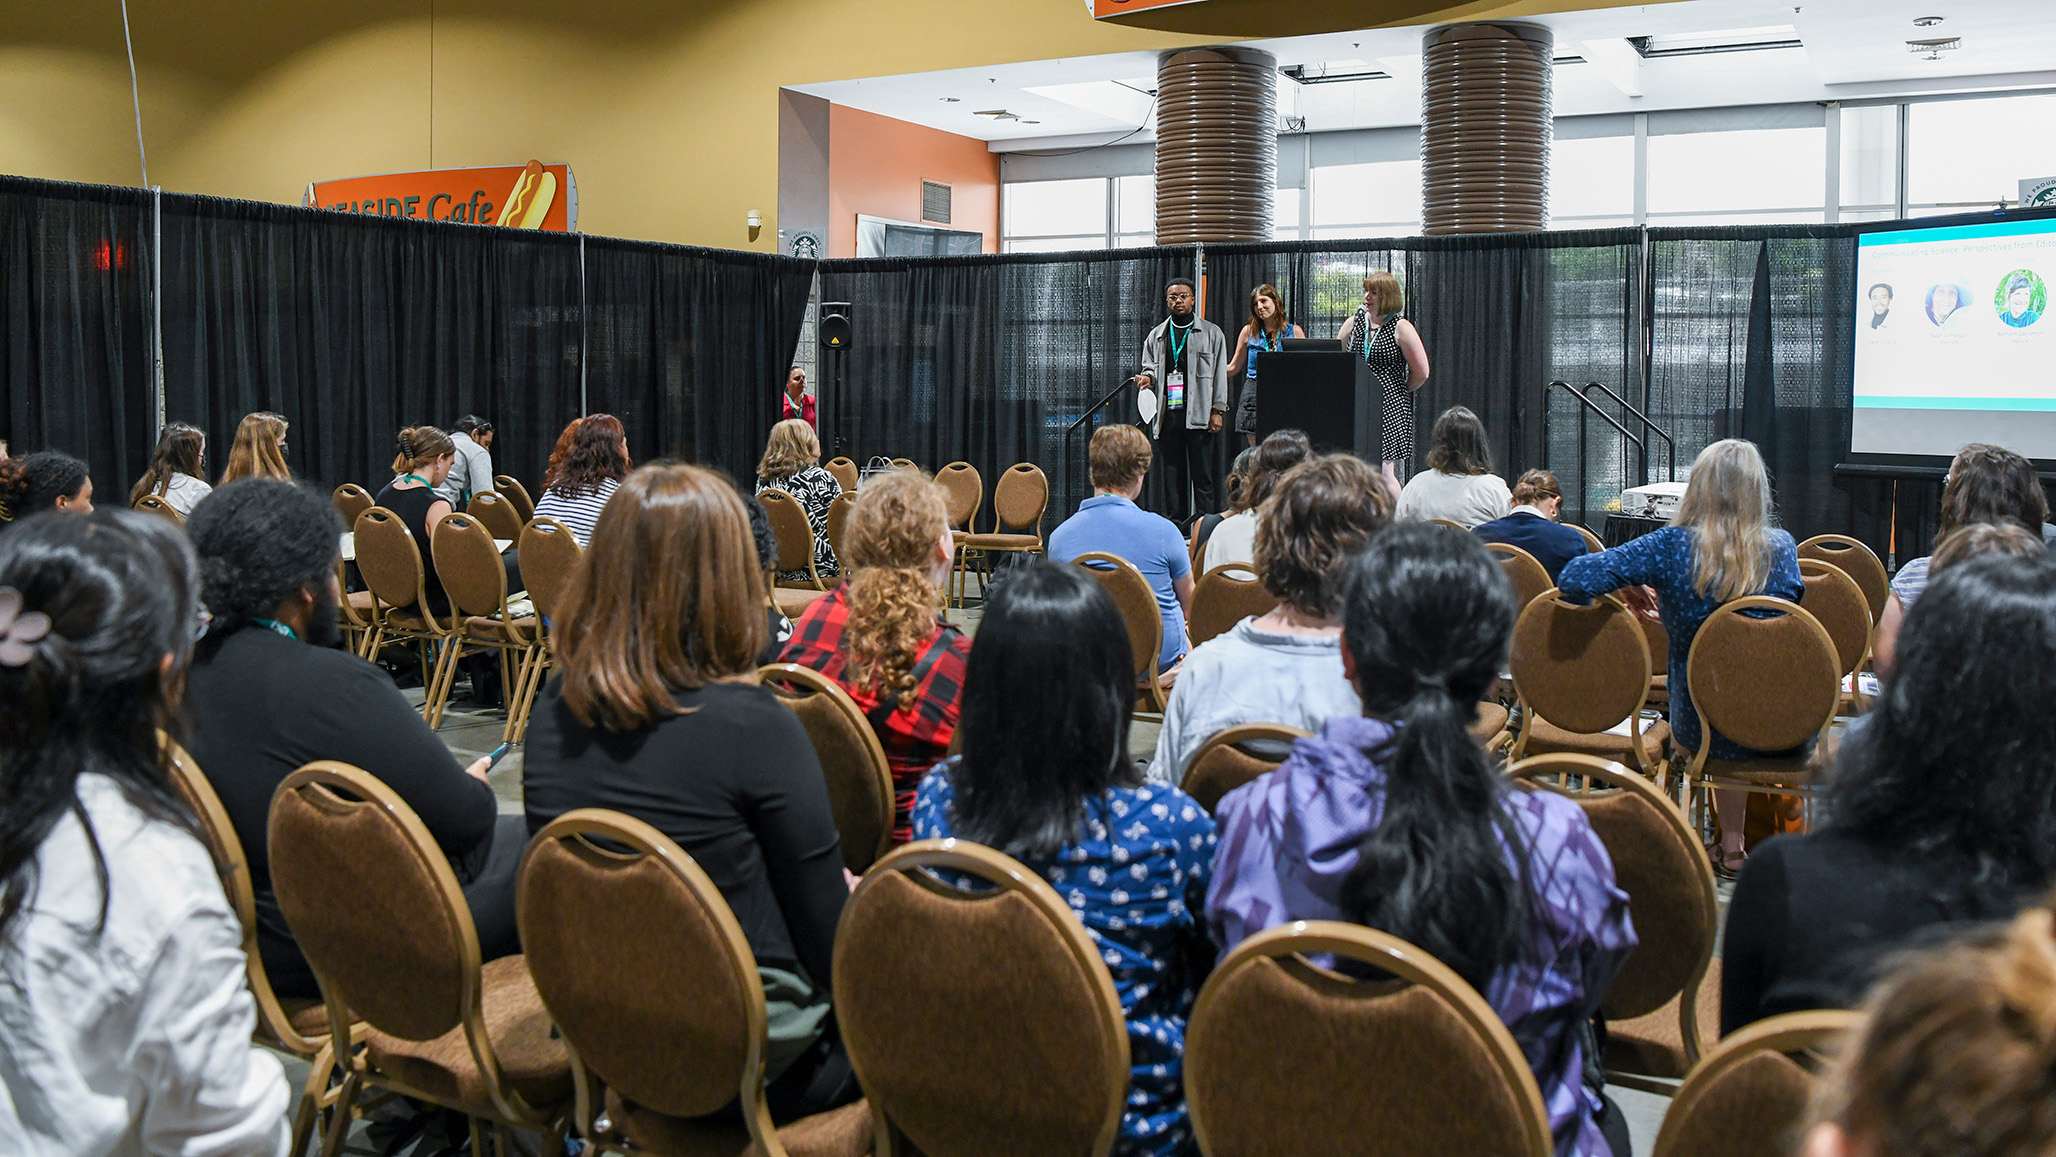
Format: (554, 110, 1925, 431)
(819, 301, 853, 457)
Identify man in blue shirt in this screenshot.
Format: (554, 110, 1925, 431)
(1050, 423, 1194, 674)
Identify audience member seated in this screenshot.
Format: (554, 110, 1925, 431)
(1200, 428, 1310, 573)
(1874, 442, 2048, 677)
(523, 464, 858, 1122)
(1722, 551, 2056, 1034)
(780, 470, 969, 844)
(1150, 454, 1393, 787)
(756, 417, 843, 583)
(913, 559, 1217, 1157)
(0, 509, 290, 1153)
(0, 450, 94, 527)
(531, 413, 630, 547)
(1558, 438, 1803, 877)
(1930, 520, 2046, 572)
(1802, 908, 2056, 1157)
(1051, 423, 1193, 677)
(1474, 468, 1586, 581)
(1207, 523, 1635, 1157)
(375, 426, 461, 616)
(129, 421, 212, 517)
(738, 484, 795, 664)
(436, 414, 496, 506)
(184, 480, 521, 1000)
(1394, 405, 1513, 528)
(1188, 446, 1255, 564)
(217, 411, 291, 485)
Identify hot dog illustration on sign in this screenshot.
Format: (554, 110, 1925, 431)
(496, 161, 558, 229)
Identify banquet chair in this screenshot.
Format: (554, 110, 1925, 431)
(1507, 591, 1670, 779)
(1574, 524, 1605, 553)
(333, 483, 374, 528)
(1069, 552, 1168, 716)
(1652, 1011, 1860, 1157)
(756, 663, 897, 874)
(1797, 559, 1874, 714)
(1187, 562, 1276, 648)
(1508, 754, 1720, 1090)
(466, 490, 525, 543)
(165, 741, 359, 1157)
(1795, 535, 1889, 622)
(1185, 921, 1554, 1157)
(132, 492, 184, 524)
(353, 506, 451, 674)
(493, 475, 536, 522)
(508, 516, 583, 743)
(337, 558, 376, 657)
(1181, 722, 1310, 815)
(758, 488, 827, 591)
(1682, 597, 1841, 823)
(429, 512, 541, 739)
(936, 461, 983, 606)
(824, 457, 859, 493)
(518, 811, 872, 1157)
(958, 463, 1050, 589)
(834, 839, 1129, 1157)
(269, 762, 574, 1157)
(889, 457, 917, 472)
(1484, 541, 1552, 615)
(825, 491, 858, 576)
(1427, 518, 1467, 531)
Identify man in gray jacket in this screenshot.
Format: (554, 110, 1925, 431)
(1137, 277, 1229, 524)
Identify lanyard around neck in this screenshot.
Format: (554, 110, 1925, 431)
(249, 617, 298, 640)
(402, 472, 428, 486)
(1169, 320, 1193, 364)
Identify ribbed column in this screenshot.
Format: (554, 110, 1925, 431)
(1421, 23, 1553, 235)
(1154, 47, 1277, 244)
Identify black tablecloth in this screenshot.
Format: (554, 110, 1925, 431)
(1602, 514, 1668, 547)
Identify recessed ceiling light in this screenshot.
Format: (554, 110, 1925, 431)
(1021, 120, 1040, 125)
(1912, 15, 1944, 27)
(940, 97, 961, 103)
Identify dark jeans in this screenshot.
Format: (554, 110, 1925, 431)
(1156, 413, 1218, 525)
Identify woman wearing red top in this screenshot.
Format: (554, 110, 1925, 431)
(779, 469, 969, 843)
(782, 366, 817, 428)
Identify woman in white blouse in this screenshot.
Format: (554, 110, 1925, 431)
(1394, 405, 1512, 529)
(0, 509, 288, 1155)
(128, 422, 213, 517)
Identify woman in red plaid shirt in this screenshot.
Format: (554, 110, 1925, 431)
(780, 470, 970, 843)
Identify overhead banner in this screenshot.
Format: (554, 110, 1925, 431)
(305, 161, 577, 231)
(1089, 0, 1203, 16)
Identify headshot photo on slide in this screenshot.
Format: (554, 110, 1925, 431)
(1996, 270, 2045, 328)
(1926, 282, 1971, 326)
(1867, 283, 1893, 328)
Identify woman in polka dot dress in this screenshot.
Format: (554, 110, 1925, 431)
(1339, 270, 1431, 496)
(913, 559, 1217, 1157)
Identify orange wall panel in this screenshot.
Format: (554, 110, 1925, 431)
(828, 104, 998, 257)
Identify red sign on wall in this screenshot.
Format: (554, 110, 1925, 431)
(304, 161, 577, 231)
(1090, 0, 1206, 18)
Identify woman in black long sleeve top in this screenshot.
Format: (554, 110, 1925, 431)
(1723, 551, 2056, 1034)
(520, 462, 855, 1120)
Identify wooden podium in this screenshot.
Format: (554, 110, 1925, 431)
(1254, 341, 1383, 459)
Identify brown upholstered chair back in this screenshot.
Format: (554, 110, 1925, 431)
(835, 840, 1129, 1157)
(825, 491, 858, 570)
(1574, 523, 1604, 553)
(1485, 542, 1552, 613)
(333, 483, 374, 526)
(1797, 560, 1873, 680)
(1640, 610, 1671, 664)
(936, 462, 982, 530)
(824, 457, 859, 493)
(1652, 1010, 1859, 1157)
(1186, 921, 1553, 1157)
(756, 488, 816, 575)
(1508, 755, 1717, 1028)
(890, 457, 918, 472)
(133, 492, 184, 524)
(1182, 723, 1311, 815)
(493, 475, 535, 521)
(757, 664, 895, 873)
(354, 506, 428, 613)
(1188, 563, 1278, 648)
(1509, 593, 1652, 736)
(1687, 597, 1839, 755)
(268, 762, 478, 1043)
(467, 490, 525, 543)
(1070, 552, 1161, 682)
(1427, 517, 1466, 530)
(992, 463, 1049, 533)
(519, 810, 763, 1122)
(517, 516, 584, 624)
(431, 511, 510, 620)
(1795, 534, 1888, 621)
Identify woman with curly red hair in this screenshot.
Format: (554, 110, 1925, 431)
(531, 414, 631, 546)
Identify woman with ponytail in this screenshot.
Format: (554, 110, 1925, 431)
(1208, 522, 1635, 1157)
(0, 450, 94, 527)
(779, 469, 970, 844)
(374, 425, 460, 616)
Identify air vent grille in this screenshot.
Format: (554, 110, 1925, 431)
(921, 181, 951, 224)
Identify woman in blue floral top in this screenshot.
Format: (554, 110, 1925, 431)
(912, 559, 1216, 1157)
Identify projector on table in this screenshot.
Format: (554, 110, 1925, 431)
(1620, 481, 1688, 520)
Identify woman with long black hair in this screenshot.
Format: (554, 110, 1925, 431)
(1208, 523, 1635, 1157)
(0, 510, 288, 1152)
(914, 559, 1217, 1157)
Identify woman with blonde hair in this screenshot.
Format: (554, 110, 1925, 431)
(1558, 438, 1803, 876)
(524, 464, 859, 1122)
(1336, 271, 1430, 489)
(1227, 283, 1306, 445)
(217, 412, 291, 485)
(756, 418, 843, 583)
(779, 469, 969, 844)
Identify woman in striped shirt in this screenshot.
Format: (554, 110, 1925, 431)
(532, 414, 631, 547)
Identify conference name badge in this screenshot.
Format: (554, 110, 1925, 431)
(1166, 369, 1186, 409)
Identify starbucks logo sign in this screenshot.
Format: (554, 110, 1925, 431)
(786, 231, 822, 260)
(2022, 177, 2056, 209)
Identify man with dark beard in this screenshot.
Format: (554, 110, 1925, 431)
(182, 479, 523, 1000)
(1136, 277, 1230, 525)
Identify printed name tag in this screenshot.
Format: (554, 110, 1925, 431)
(1166, 369, 1186, 409)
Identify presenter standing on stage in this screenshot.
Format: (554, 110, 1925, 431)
(1228, 284, 1305, 447)
(1337, 271, 1430, 493)
(1136, 277, 1228, 525)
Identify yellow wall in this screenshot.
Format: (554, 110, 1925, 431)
(0, 0, 1653, 249)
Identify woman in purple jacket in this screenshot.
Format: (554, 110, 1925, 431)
(1207, 523, 1636, 1157)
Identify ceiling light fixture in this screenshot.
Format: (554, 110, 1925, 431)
(940, 97, 961, 103)
(973, 109, 1022, 120)
(1912, 15, 1944, 27)
(1907, 36, 1961, 59)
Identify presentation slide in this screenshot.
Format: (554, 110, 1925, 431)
(1851, 216, 2056, 463)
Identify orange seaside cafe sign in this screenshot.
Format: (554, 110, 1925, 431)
(304, 161, 577, 231)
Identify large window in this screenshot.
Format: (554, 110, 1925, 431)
(1002, 176, 1155, 252)
(1647, 127, 1826, 224)
(1310, 159, 1420, 239)
(1551, 134, 1635, 229)
(1907, 93, 2056, 215)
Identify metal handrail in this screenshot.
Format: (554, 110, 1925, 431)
(1546, 380, 1644, 450)
(1067, 376, 1138, 436)
(1578, 380, 1676, 482)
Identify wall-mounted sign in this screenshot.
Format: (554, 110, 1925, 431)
(305, 161, 577, 231)
(1089, 0, 1203, 17)
(2023, 176, 2056, 209)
